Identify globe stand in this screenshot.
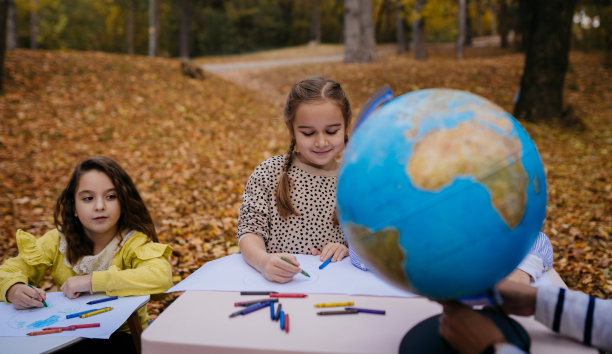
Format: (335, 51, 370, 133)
(399, 309, 530, 353)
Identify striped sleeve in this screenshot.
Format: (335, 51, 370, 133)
(535, 285, 612, 352)
(528, 232, 554, 271)
(517, 232, 554, 282)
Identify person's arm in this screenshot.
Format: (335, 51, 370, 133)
(89, 235, 174, 296)
(239, 234, 299, 283)
(514, 232, 554, 283)
(533, 284, 612, 352)
(0, 229, 54, 308)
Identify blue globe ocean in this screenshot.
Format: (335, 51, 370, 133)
(337, 89, 547, 299)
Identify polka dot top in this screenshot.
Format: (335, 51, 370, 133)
(237, 153, 346, 254)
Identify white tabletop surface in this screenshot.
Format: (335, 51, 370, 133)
(141, 289, 596, 354)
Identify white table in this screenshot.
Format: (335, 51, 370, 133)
(141, 288, 596, 354)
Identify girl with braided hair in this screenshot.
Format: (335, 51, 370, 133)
(237, 77, 352, 283)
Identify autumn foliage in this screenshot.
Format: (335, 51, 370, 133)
(1, 45, 610, 319)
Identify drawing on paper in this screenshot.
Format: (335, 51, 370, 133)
(7, 302, 85, 330)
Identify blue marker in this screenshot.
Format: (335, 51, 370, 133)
(86, 296, 118, 305)
(279, 310, 285, 330)
(270, 302, 275, 320)
(66, 307, 108, 319)
(319, 257, 332, 269)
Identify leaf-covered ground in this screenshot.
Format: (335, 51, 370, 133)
(1, 45, 610, 319)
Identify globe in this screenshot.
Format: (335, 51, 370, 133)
(337, 88, 547, 300)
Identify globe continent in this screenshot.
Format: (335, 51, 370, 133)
(337, 89, 547, 299)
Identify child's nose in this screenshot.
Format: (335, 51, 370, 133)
(315, 134, 327, 147)
(95, 199, 105, 211)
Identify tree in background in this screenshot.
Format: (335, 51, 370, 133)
(148, 0, 156, 56)
(456, 0, 466, 60)
(127, 0, 134, 54)
(179, 0, 192, 59)
(395, 0, 407, 53)
(514, 0, 578, 123)
(412, 0, 426, 60)
(310, 0, 322, 44)
(605, 5, 612, 67)
(344, 0, 376, 62)
(0, 0, 7, 94)
(6, 0, 16, 49)
(29, 0, 37, 49)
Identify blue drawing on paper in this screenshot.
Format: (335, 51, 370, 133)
(27, 315, 59, 329)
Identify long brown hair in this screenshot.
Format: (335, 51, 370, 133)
(276, 77, 352, 222)
(54, 156, 157, 264)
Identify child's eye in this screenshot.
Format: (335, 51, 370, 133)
(106, 194, 117, 200)
(326, 130, 339, 135)
(301, 131, 315, 137)
(82, 196, 93, 201)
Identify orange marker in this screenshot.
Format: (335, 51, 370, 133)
(27, 328, 62, 336)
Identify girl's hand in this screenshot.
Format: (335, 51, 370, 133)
(260, 253, 300, 283)
(6, 283, 46, 309)
(61, 274, 93, 298)
(504, 269, 531, 285)
(311, 243, 348, 262)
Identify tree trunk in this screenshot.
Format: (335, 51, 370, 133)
(465, 0, 472, 46)
(456, 0, 466, 60)
(489, 0, 498, 35)
(0, 0, 7, 93)
(127, 0, 135, 55)
(179, 0, 193, 58)
(6, 0, 15, 50)
(513, 0, 578, 123)
(395, 0, 406, 53)
(384, 0, 392, 43)
(412, 0, 426, 60)
(499, 0, 509, 48)
(344, 0, 376, 63)
(310, 0, 322, 45)
(30, 0, 38, 50)
(148, 0, 156, 56)
(475, 0, 482, 37)
(604, 6, 612, 68)
(155, 0, 160, 54)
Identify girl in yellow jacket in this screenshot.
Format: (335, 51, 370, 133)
(0, 156, 173, 352)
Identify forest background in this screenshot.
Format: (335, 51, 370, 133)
(1, 0, 611, 318)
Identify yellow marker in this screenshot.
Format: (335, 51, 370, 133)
(314, 302, 354, 308)
(80, 307, 113, 318)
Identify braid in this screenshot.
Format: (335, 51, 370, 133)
(276, 140, 301, 218)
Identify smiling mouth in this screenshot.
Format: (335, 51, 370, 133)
(93, 217, 107, 221)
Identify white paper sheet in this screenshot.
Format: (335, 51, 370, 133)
(167, 254, 417, 297)
(0, 293, 149, 339)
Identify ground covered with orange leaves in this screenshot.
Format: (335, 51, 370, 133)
(1, 46, 610, 319)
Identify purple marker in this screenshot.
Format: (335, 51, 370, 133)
(345, 307, 386, 315)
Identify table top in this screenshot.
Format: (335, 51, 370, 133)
(141, 290, 596, 354)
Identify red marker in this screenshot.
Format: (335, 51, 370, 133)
(285, 313, 289, 333)
(269, 293, 307, 298)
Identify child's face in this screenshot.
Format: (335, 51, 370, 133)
(293, 101, 346, 170)
(74, 170, 121, 243)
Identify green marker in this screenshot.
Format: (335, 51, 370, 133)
(280, 257, 310, 277)
(28, 284, 48, 307)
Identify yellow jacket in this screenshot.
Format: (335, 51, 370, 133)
(0, 229, 173, 331)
